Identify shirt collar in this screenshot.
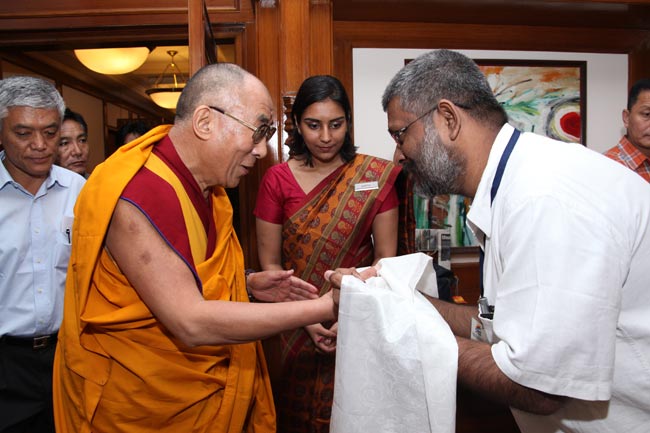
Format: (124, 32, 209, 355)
(0, 151, 11, 189)
(466, 123, 515, 245)
(0, 150, 71, 194)
(619, 135, 650, 170)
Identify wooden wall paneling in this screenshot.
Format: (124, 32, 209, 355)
(331, 0, 650, 31)
(255, 2, 282, 162)
(247, 0, 334, 270)
(628, 39, 650, 86)
(309, 1, 334, 75)
(241, 3, 281, 270)
(0, 0, 251, 33)
(333, 37, 355, 124)
(279, 0, 311, 92)
(333, 21, 649, 54)
(233, 24, 248, 67)
(450, 262, 481, 305)
(0, 26, 191, 51)
(0, 1, 254, 54)
(188, 0, 207, 76)
(236, 33, 261, 270)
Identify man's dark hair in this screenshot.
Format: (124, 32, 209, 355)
(382, 49, 508, 128)
(63, 108, 88, 134)
(116, 120, 150, 146)
(627, 78, 650, 110)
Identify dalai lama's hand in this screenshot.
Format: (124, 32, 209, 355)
(247, 269, 319, 302)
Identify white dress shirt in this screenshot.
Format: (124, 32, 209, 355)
(467, 124, 650, 432)
(0, 151, 85, 337)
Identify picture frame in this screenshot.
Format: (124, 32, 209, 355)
(475, 59, 587, 146)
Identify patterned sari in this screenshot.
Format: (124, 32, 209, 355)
(395, 169, 417, 255)
(276, 154, 400, 433)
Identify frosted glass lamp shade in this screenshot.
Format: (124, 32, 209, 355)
(146, 50, 186, 110)
(146, 88, 184, 110)
(74, 47, 150, 75)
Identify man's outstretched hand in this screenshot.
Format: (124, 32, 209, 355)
(247, 269, 318, 302)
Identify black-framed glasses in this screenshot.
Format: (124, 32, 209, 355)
(389, 106, 438, 145)
(388, 102, 471, 145)
(209, 106, 277, 144)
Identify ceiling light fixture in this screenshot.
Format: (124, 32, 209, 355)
(146, 50, 186, 110)
(74, 47, 150, 75)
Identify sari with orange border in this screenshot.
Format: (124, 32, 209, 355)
(276, 154, 400, 433)
(395, 170, 417, 255)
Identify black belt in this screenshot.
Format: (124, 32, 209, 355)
(1, 332, 58, 350)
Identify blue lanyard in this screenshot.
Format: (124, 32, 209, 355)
(479, 128, 521, 300)
(490, 128, 521, 205)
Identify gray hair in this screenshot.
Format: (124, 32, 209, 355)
(0, 76, 65, 132)
(175, 63, 248, 121)
(382, 49, 507, 126)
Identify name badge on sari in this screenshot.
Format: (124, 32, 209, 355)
(354, 181, 379, 192)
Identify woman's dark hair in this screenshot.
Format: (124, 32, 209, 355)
(289, 75, 357, 166)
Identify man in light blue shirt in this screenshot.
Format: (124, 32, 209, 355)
(0, 76, 85, 433)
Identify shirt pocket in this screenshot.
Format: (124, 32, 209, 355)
(54, 216, 74, 272)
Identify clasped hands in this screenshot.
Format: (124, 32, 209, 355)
(308, 266, 378, 354)
(324, 265, 379, 305)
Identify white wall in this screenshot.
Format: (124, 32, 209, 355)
(353, 48, 628, 162)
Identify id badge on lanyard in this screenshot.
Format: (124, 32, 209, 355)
(472, 128, 521, 344)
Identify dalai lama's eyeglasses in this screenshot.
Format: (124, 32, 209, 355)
(209, 106, 277, 144)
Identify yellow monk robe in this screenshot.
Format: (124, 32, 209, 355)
(53, 125, 275, 433)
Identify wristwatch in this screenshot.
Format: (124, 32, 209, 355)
(245, 269, 256, 302)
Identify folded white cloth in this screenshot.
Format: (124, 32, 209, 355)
(331, 253, 458, 433)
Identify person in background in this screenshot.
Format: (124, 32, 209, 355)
(55, 108, 89, 177)
(604, 77, 650, 182)
(115, 119, 151, 147)
(254, 75, 401, 433)
(0, 76, 86, 433)
(330, 49, 650, 432)
(52, 63, 340, 433)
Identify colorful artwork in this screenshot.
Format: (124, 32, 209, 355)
(413, 193, 477, 248)
(476, 60, 586, 144)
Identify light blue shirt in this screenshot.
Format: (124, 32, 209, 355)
(0, 151, 85, 337)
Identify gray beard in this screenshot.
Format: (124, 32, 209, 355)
(404, 123, 465, 198)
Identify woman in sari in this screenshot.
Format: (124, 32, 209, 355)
(254, 75, 401, 433)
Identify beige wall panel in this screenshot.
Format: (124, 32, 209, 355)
(105, 103, 131, 129)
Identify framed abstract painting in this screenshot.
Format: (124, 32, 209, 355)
(475, 59, 587, 145)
